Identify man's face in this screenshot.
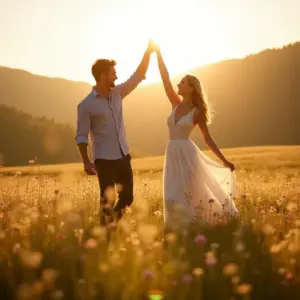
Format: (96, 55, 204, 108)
(105, 66, 117, 87)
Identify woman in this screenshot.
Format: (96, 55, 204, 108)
(153, 44, 239, 225)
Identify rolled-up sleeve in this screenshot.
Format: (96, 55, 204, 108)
(115, 72, 145, 99)
(75, 102, 90, 144)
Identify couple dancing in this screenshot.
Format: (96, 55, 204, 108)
(76, 41, 238, 227)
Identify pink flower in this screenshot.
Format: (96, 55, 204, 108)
(182, 274, 194, 283)
(143, 269, 153, 280)
(84, 239, 97, 249)
(194, 234, 207, 245)
(205, 255, 217, 266)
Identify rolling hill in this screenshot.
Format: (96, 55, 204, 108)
(0, 105, 80, 166)
(0, 41, 299, 159)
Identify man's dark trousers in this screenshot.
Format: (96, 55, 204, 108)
(94, 154, 133, 226)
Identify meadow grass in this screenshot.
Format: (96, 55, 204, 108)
(0, 146, 300, 299)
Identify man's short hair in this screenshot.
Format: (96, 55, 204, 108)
(91, 59, 116, 82)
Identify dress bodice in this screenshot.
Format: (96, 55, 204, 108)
(167, 105, 196, 140)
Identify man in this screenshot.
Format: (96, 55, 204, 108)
(76, 41, 155, 226)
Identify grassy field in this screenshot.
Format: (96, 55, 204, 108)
(0, 145, 300, 299)
(1, 145, 300, 176)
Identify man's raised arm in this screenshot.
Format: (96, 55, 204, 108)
(115, 41, 155, 99)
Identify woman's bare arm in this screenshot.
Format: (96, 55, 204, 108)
(196, 110, 235, 171)
(156, 49, 181, 107)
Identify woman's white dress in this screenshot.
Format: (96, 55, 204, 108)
(163, 105, 239, 225)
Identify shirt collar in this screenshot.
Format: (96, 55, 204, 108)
(92, 87, 100, 97)
(92, 86, 113, 98)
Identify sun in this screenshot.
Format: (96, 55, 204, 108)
(125, 0, 225, 83)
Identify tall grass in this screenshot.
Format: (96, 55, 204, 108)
(1, 153, 300, 299)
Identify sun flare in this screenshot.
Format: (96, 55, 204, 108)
(124, 0, 226, 83)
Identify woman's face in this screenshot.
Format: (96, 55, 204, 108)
(177, 76, 194, 97)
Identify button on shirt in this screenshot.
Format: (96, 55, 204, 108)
(76, 72, 144, 160)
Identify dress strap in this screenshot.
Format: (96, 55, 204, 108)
(191, 107, 197, 124)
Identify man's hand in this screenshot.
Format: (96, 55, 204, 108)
(148, 40, 160, 53)
(84, 160, 97, 175)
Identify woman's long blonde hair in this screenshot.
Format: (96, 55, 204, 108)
(185, 75, 212, 124)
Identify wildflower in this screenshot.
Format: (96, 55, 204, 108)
(235, 242, 245, 253)
(270, 243, 282, 254)
(233, 227, 243, 237)
(210, 243, 220, 250)
(194, 234, 206, 245)
(205, 255, 217, 266)
(78, 279, 85, 285)
(278, 267, 288, 275)
(205, 252, 217, 266)
(153, 241, 162, 249)
(20, 250, 43, 269)
(143, 269, 154, 280)
(125, 206, 132, 214)
(236, 283, 252, 295)
(182, 274, 194, 283)
(137, 224, 158, 244)
(92, 226, 106, 237)
(136, 249, 143, 258)
(223, 263, 239, 276)
(286, 202, 297, 213)
(99, 263, 109, 273)
(166, 232, 177, 244)
(84, 238, 97, 249)
(154, 210, 163, 218)
(192, 267, 204, 277)
(131, 238, 140, 246)
(148, 289, 164, 300)
(52, 290, 64, 299)
(110, 252, 122, 267)
(13, 243, 21, 253)
(262, 224, 275, 235)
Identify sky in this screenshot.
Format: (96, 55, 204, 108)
(1, 0, 300, 85)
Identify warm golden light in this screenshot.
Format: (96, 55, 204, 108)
(121, 0, 230, 83)
(2, 0, 299, 83)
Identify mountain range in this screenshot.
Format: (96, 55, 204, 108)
(0, 41, 299, 165)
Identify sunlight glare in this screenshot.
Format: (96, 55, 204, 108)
(125, 0, 225, 83)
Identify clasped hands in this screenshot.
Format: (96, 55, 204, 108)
(147, 40, 160, 53)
